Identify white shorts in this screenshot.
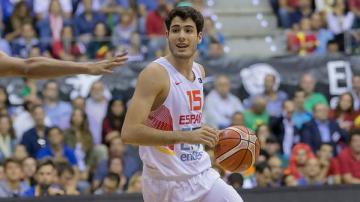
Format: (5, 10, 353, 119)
(142, 168, 243, 202)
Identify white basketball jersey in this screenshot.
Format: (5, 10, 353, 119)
(139, 57, 211, 178)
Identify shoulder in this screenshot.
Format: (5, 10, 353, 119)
(338, 147, 351, 159)
(137, 62, 168, 88)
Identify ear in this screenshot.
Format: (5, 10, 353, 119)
(197, 32, 203, 44)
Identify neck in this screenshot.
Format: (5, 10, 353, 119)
(166, 54, 194, 77)
(8, 180, 20, 190)
(44, 99, 57, 106)
(51, 144, 62, 151)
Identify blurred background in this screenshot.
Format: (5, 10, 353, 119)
(0, 0, 359, 201)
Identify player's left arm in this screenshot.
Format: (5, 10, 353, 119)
(0, 51, 128, 79)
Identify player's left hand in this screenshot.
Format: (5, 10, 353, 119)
(88, 52, 128, 75)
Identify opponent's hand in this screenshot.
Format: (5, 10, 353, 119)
(87, 52, 128, 75)
(186, 126, 219, 148)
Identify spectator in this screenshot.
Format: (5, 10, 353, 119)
(261, 74, 288, 117)
(254, 162, 272, 188)
(317, 143, 341, 184)
(21, 105, 49, 157)
(11, 23, 40, 58)
(329, 92, 358, 131)
(206, 38, 225, 60)
(126, 172, 142, 193)
(204, 75, 244, 129)
(327, 0, 355, 35)
(56, 162, 80, 195)
(244, 96, 269, 131)
(351, 75, 360, 111)
(108, 157, 127, 191)
(4, 1, 33, 41)
(34, 0, 72, 20)
(349, 0, 360, 28)
(300, 73, 328, 112)
(256, 124, 272, 147)
(271, 100, 300, 156)
(290, 0, 314, 27)
(22, 159, 62, 197)
(287, 143, 315, 180)
(37, 127, 78, 167)
(261, 135, 288, 167)
(124, 32, 146, 62)
(52, 25, 85, 60)
(0, 115, 16, 163)
(338, 128, 360, 184)
(198, 17, 225, 58)
(86, 81, 109, 145)
(301, 103, 348, 153)
(283, 174, 298, 187)
(311, 13, 334, 55)
(0, 87, 11, 117)
(102, 98, 126, 144)
(230, 112, 245, 126)
(294, 18, 318, 56)
(315, 0, 334, 13)
(71, 96, 86, 111)
(94, 172, 122, 195)
(227, 173, 244, 190)
(87, 22, 111, 59)
(0, 158, 29, 197)
(268, 156, 284, 187)
(73, 0, 105, 41)
(22, 157, 37, 187)
(99, 0, 130, 30)
(111, 10, 137, 47)
(93, 136, 141, 188)
(145, 4, 168, 58)
(42, 80, 72, 130)
(292, 89, 312, 129)
(298, 157, 325, 186)
(64, 108, 107, 177)
(13, 144, 28, 162)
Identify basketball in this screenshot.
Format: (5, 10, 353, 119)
(214, 126, 260, 172)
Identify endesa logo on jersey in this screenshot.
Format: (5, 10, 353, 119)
(179, 113, 202, 125)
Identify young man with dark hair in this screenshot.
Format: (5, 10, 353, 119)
(0, 158, 29, 197)
(121, 6, 242, 202)
(22, 159, 62, 197)
(94, 172, 121, 195)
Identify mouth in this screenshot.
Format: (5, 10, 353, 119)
(176, 44, 189, 48)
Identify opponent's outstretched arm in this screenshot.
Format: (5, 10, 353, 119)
(121, 63, 218, 147)
(0, 51, 128, 79)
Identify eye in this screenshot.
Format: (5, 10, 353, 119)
(185, 28, 193, 33)
(171, 28, 179, 33)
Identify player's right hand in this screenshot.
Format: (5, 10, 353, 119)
(187, 126, 219, 148)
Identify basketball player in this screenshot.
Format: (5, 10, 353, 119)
(0, 51, 127, 78)
(121, 6, 243, 202)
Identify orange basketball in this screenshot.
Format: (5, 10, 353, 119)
(214, 125, 260, 172)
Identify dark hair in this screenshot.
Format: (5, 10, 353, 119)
(104, 172, 120, 187)
(227, 173, 244, 187)
(0, 115, 16, 139)
(0, 86, 10, 108)
(4, 158, 21, 169)
(56, 162, 74, 177)
(255, 161, 270, 174)
(165, 6, 204, 34)
(350, 128, 360, 141)
(335, 92, 354, 116)
(30, 104, 43, 114)
(105, 98, 126, 132)
(36, 159, 56, 172)
(48, 127, 63, 137)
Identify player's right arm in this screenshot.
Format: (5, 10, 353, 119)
(121, 63, 218, 147)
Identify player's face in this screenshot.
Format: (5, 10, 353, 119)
(167, 17, 202, 59)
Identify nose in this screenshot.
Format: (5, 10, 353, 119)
(178, 30, 186, 41)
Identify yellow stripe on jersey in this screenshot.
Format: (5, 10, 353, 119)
(155, 146, 176, 156)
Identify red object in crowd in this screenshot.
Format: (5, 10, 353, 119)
(338, 147, 360, 179)
(52, 40, 83, 59)
(145, 11, 165, 36)
(286, 143, 315, 180)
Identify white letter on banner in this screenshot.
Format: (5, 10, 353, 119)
(327, 61, 352, 95)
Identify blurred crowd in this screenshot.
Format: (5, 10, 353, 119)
(0, 0, 225, 62)
(270, 0, 360, 56)
(205, 73, 360, 189)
